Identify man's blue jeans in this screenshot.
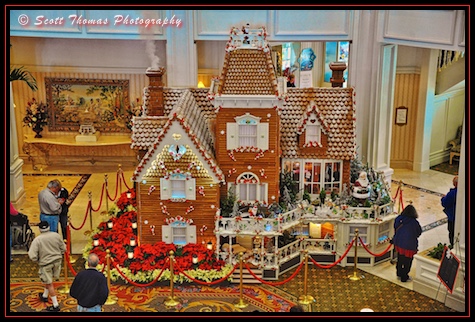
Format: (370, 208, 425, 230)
(40, 214, 59, 233)
(77, 304, 102, 312)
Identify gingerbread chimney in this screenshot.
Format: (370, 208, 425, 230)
(329, 61, 347, 88)
(145, 67, 166, 116)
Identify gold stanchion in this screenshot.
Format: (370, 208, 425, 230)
(117, 164, 123, 193)
(58, 240, 70, 293)
(104, 249, 118, 305)
(67, 223, 76, 264)
(348, 229, 364, 281)
(88, 191, 94, 232)
(298, 250, 314, 304)
(104, 174, 109, 213)
(164, 251, 180, 307)
(398, 180, 403, 213)
(234, 252, 248, 308)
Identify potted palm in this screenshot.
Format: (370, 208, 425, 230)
(10, 65, 38, 91)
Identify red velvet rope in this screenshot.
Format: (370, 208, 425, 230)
(106, 172, 120, 201)
(242, 259, 305, 286)
(91, 183, 106, 212)
(68, 201, 92, 230)
(358, 236, 394, 257)
(121, 171, 132, 191)
(308, 238, 356, 269)
(109, 256, 170, 287)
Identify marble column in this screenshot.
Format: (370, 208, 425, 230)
(10, 83, 26, 206)
(165, 10, 197, 87)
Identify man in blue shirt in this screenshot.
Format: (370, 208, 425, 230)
(441, 176, 458, 246)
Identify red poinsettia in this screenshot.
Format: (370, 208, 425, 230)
(88, 190, 228, 278)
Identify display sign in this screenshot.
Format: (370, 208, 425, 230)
(299, 71, 313, 88)
(437, 246, 460, 293)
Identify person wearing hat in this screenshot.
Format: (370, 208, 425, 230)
(28, 221, 66, 312)
(38, 180, 65, 233)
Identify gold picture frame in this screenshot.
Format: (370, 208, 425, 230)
(395, 106, 408, 125)
(46, 78, 130, 132)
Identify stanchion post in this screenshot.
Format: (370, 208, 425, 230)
(88, 191, 93, 231)
(58, 239, 70, 293)
(104, 249, 118, 305)
(234, 252, 248, 308)
(104, 174, 109, 212)
(164, 250, 180, 307)
(348, 229, 364, 281)
(298, 250, 314, 305)
(117, 164, 123, 193)
(67, 223, 76, 263)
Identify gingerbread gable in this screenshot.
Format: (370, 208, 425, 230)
(280, 88, 356, 160)
(132, 90, 224, 183)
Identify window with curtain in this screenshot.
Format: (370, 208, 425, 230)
(232, 172, 267, 204)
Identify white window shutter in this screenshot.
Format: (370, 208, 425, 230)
(187, 225, 197, 243)
(226, 123, 238, 150)
(162, 225, 172, 244)
(185, 178, 196, 200)
(257, 122, 269, 150)
(160, 178, 171, 200)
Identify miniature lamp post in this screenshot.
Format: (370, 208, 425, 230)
(192, 254, 198, 264)
(130, 237, 136, 247)
(107, 220, 113, 229)
(206, 241, 213, 250)
(93, 238, 100, 247)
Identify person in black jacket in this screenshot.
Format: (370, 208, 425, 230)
(70, 253, 109, 312)
(392, 204, 422, 282)
(53, 179, 69, 240)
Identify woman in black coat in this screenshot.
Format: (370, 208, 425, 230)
(392, 204, 422, 282)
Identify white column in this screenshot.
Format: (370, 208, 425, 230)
(413, 49, 438, 172)
(10, 83, 26, 205)
(349, 11, 396, 183)
(165, 10, 197, 87)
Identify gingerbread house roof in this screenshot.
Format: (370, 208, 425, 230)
(216, 27, 279, 96)
(132, 90, 223, 182)
(280, 88, 356, 160)
(131, 88, 215, 150)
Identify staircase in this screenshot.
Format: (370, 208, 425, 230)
(231, 265, 262, 284)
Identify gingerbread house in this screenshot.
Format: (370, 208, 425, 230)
(130, 26, 356, 247)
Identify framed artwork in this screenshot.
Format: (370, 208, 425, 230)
(395, 106, 408, 125)
(45, 78, 130, 132)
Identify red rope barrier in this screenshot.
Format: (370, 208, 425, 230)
(69, 201, 92, 231)
(358, 236, 393, 257)
(91, 183, 106, 212)
(120, 172, 132, 191)
(109, 256, 170, 287)
(241, 260, 305, 286)
(106, 172, 120, 201)
(307, 238, 355, 268)
(173, 261, 238, 286)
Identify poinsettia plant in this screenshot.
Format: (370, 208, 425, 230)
(83, 188, 232, 284)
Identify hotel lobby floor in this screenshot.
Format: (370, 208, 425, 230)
(12, 163, 457, 294)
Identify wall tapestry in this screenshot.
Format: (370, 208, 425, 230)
(45, 78, 130, 132)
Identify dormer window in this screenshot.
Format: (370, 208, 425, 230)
(226, 113, 268, 150)
(304, 114, 322, 147)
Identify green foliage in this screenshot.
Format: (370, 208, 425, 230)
(279, 170, 298, 204)
(10, 66, 38, 91)
(427, 242, 452, 260)
(220, 185, 236, 217)
(319, 188, 326, 203)
(302, 189, 311, 203)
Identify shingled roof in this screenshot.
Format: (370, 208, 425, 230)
(280, 88, 356, 160)
(131, 90, 223, 182)
(216, 27, 279, 96)
(131, 88, 215, 150)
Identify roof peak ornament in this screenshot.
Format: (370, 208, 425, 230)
(225, 25, 268, 52)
